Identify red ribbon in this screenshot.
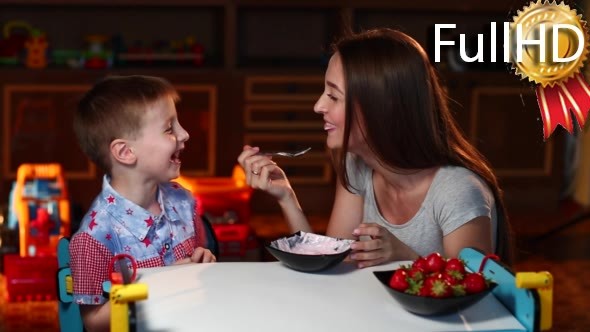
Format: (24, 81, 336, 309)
(536, 73, 590, 140)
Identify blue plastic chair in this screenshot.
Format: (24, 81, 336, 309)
(56, 237, 84, 332)
(459, 247, 541, 332)
(56, 216, 219, 331)
(201, 214, 219, 258)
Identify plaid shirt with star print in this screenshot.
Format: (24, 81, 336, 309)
(69, 175, 208, 305)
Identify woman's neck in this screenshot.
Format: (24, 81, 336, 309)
(362, 154, 439, 225)
(356, 151, 438, 192)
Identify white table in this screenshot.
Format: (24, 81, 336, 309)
(135, 261, 526, 332)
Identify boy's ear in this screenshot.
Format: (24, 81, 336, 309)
(110, 139, 136, 165)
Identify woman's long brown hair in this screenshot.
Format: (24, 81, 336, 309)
(333, 28, 513, 265)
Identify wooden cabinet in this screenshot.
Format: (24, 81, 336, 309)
(2, 84, 93, 180)
(0, 0, 566, 216)
(243, 76, 330, 185)
(0, 69, 233, 212)
(444, 72, 565, 211)
(242, 75, 335, 213)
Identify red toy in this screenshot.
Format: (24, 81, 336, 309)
(176, 165, 258, 260)
(4, 163, 71, 302)
(29, 207, 55, 254)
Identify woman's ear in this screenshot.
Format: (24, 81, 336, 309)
(110, 139, 136, 165)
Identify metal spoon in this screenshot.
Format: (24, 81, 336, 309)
(261, 147, 311, 157)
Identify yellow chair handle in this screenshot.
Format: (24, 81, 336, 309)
(516, 271, 553, 331)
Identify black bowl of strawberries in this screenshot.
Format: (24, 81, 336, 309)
(373, 252, 497, 316)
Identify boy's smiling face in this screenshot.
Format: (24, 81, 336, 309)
(131, 96, 189, 183)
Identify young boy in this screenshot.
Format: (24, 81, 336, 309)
(70, 75, 216, 332)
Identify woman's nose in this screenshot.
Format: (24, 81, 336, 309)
(313, 97, 325, 114)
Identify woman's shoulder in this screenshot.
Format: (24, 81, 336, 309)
(436, 166, 488, 188)
(430, 166, 493, 201)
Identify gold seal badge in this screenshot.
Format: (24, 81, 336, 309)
(509, 1, 590, 140)
(510, 0, 589, 87)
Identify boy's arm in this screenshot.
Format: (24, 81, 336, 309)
(80, 304, 110, 332)
(169, 203, 216, 265)
(173, 248, 216, 264)
(193, 211, 209, 248)
(70, 233, 114, 330)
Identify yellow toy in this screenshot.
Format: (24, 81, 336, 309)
(108, 254, 148, 332)
(110, 283, 149, 331)
(516, 271, 554, 330)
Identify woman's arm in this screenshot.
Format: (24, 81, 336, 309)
(238, 145, 311, 232)
(336, 176, 420, 266)
(348, 223, 420, 267)
(443, 216, 493, 258)
(276, 188, 312, 233)
(325, 178, 364, 239)
(437, 170, 495, 258)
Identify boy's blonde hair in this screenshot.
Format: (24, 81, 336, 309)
(74, 75, 179, 174)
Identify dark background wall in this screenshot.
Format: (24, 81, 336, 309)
(0, 0, 577, 221)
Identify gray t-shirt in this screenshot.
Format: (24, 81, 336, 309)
(346, 155, 497, 257)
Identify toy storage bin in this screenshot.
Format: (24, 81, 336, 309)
(3, 254, 57, 302)
(213, 223, 260, 262)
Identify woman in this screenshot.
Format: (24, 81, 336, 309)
(238, 28, 512, 268)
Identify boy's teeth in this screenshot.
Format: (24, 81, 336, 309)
(170, 151, 182, 164)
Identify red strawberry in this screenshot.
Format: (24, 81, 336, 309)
(419, 275, 437, 297)
(412, 257, 429, 272)
(423, 273, 452, 298)
(441, 271, 462, 286)
(463, 272, 487, 294)
(451, 284, 467, 297)
(425, 252, 446, 273)
(389, 269, 409, 292)
(407, 266, 426, 282)
(418, 285, 430, 296)
(445, 258, 466, 275)
(405, 277, 424, 295)
(432, 280, 453, 298)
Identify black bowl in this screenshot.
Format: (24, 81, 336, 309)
(265, 232, 352, 272)
(373, 270, 497, 315)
